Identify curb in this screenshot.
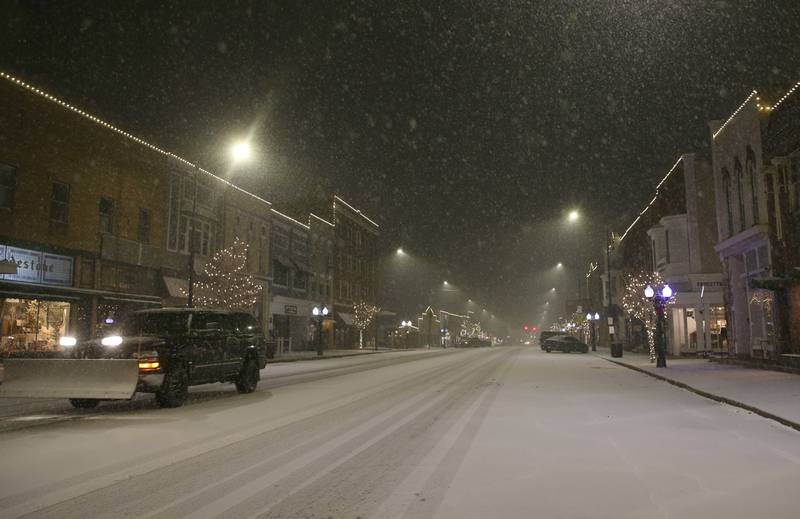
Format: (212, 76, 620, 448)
(597, 355, 800, 434)
(269, 349, 393, 364)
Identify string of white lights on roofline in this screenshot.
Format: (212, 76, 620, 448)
(0, 70, 275, 209)
(621, 78, 799, 244)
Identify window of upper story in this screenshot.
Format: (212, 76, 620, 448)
(273, 261, 289, 287)
(50, 182, 70, 224)
(734, 157, 745, 232)
(746, 147, 758, 224)
(178, 216, 213, 256)
(0, 163, 15, 210)
(183, 174, 213, 208)
(293, 236, 308, 257)
(722, 168, 733, 238)
(138, 208, 150, 244)
(273, 229, 289, 250)
(99, 196, 115, 234)
(293, 271, 307, 291)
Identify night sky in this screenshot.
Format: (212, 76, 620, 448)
(4, 1, 800, 327)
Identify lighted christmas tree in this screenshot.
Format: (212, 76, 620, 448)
(621, 270, 672, 362)
(185, 238, 263, 310)
(353, 301, 380, 349)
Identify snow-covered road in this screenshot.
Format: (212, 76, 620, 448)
(1, 347, 799, 518)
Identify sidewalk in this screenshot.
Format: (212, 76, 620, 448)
(594, 347, 800, 430)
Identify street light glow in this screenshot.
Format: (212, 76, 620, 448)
(231, 140, 252, 163)
(567, 210, 579, 222)
(396, 247, 404, 255)
(557, 262, 563, 268)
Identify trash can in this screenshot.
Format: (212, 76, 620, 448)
(611, 342, 623, 358)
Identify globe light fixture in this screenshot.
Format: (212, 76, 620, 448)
(312, 306, 321, 316)
(586, 312, 592, 320)
(644, 285, 655, 298)
(661, 284, 673, 298)
(594, 312, 600, 320)
(322, 306, 329, 316)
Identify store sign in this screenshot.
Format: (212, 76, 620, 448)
(0, 244, 73, 287)
(284, 304, 298, 315)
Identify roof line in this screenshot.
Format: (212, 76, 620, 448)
(0, 70, 272, 208)
(270, 208, 310, 229)
(309, 213, 335, 227)
(619, 156, 683, 243)
(712, 90, 758, 140)
(770, 80, 800, 112)
(333, 195, 380, 227)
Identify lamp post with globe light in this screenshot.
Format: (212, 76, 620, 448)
(585, 312, 600, 351)
(312, 305, 329, 356)
(644, 284, 672, 368)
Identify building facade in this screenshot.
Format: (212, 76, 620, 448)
(332, 196, 380, 348)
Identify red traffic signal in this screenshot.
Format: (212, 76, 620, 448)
(523, 325, 529, 332)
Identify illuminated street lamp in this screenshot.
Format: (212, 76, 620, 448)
(397, 247, 404, 255)
(644, 284, 672, 367)
(585, 312, 600, 351)
(312, 305, 329, 356)
(567, 210, 580, 223)
(230, 140, 252, 163)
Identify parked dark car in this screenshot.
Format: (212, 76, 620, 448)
(65, 308, 268, 408)
(538, 331, 562, 350)
(543, 335, 589, 354)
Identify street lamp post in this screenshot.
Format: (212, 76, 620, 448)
(586, 312, 600, 351)
(644, 284, 672, 368)
(312, 305, 329, 356)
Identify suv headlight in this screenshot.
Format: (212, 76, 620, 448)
(101, 335, 123, 347)
(59, 336, 77, 347)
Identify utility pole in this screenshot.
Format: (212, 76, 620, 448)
(187, 166, 199, 308)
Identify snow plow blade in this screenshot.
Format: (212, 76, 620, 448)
(0, 359, 139, 400)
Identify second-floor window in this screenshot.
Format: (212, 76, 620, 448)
(273, 261, 289, 287)
(735, 158, 745, 231)
(99, 196, 115, 234)
(722, 168, 733, 237)
(0, 163, 15, 210)
(293, 271, 307, 291)
(138, 208, 151, 244)
(50, 182, 70, 224)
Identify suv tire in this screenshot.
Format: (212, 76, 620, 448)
(70, 398, 100, 409)
(156, 365, 189, 408)
(235, 358, 260, 394)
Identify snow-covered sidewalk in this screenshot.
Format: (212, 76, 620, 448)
(594, 347, 800, 428)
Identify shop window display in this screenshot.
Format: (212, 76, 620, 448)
(0, 299, 71, 353)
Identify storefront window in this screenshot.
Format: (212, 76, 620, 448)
(1, 299, 71, 353)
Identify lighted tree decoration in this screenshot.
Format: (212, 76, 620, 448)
(622, 271, 673, 362)
(184, 238, 263, 310)
(353, 301, 380, 349)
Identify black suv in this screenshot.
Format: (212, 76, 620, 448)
(69, 308, 267, 408)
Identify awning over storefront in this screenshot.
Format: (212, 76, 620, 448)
(337, 312, 354, 325)
(0, 280, 161, 304)
(163, 276, 188, 299)
(749, 276, 795, 290)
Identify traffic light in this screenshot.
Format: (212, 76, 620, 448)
(523, 325, 529, 332)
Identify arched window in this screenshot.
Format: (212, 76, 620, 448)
(734, 157, 745, 232)
(746, 147, 758, 224)
(722, 168, 733, 237)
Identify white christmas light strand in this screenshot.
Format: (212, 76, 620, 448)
(333, 195, 380, 228)
(770, 80, 800, 112)
(619, 157, 683, 243)
(309, 213, 335, 227)
(0, 70, 272, 208)
(271, 208, 310, 230)
(713, 90, 758, 140)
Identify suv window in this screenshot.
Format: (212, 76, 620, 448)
(122, 312, 189, 336)
(191, 312, 226, 333)
(233, 313, 259, 334)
